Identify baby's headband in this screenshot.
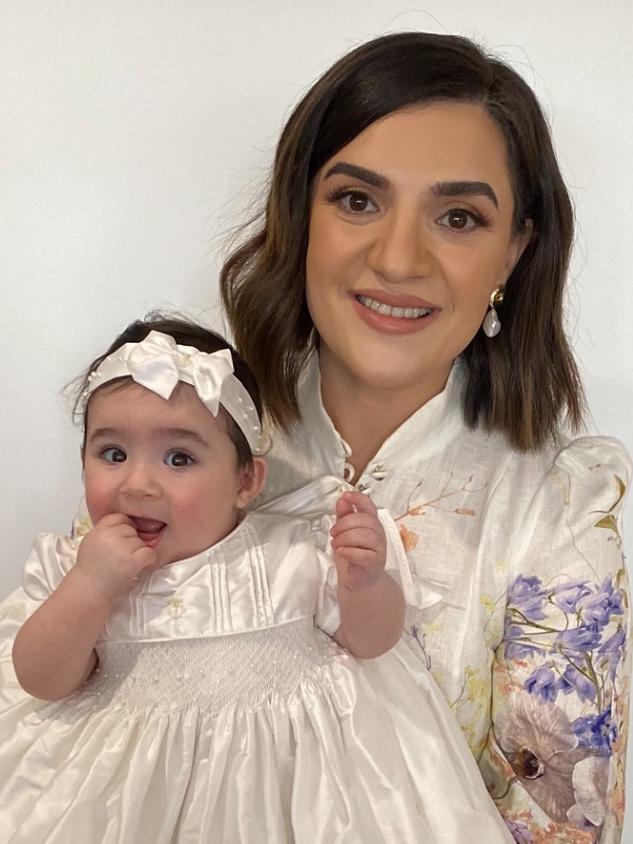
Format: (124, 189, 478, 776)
(83, 330, 264, 454)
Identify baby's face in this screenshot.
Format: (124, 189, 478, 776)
(83, 381, 258, 567)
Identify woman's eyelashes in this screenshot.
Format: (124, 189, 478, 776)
(436, 207, 491, 231)
(325, 186, 492, 231)
(325, 187, 379, 215)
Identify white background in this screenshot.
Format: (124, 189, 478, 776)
(1, 1, 632, 835)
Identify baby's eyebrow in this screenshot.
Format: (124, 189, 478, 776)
(87, 427, 121, 441)
(87, 427, 211, 448)
(156, 427, 211, 447)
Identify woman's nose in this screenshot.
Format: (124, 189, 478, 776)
(368, 207, 433, 284)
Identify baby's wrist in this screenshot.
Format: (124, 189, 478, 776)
(339, 568, 386, 594)
(66, 565, 120, 609)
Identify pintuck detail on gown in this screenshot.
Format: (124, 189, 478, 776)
(0, 510, 513, 843)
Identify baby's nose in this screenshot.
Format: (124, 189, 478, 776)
(120, 464, 161, 498)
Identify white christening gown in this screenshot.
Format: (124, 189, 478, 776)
(0, 506, 512, 843)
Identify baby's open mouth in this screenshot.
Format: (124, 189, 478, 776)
(129, 517, 167, 545)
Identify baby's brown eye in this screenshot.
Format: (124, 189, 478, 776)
(101, 447, 126, 463)
(165, 451, 194, 468)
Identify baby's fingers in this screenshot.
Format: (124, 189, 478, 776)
(131, 546, 159, 575)
(331, 525, 383, 552)
(333, 545, 383, 566)
(330, 511, 381, 538)
(336, 491, 378, 518)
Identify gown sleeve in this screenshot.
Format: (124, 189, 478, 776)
(0, 534, 76, 711)
(22, 534, 77, 601)
(479, 437, 631, 843)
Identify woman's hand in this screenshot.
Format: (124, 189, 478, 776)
(329, 492, 387, 591)
(76, 513, 158, 601)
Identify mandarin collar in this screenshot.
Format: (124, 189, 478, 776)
(126, 513, 255, 597)
(298, 355, 466, 478)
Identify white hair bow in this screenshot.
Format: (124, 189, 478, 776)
(85, 330, 263, 453)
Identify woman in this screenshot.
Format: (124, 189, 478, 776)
(221, 32, 630, 843)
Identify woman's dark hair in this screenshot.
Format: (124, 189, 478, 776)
(220, 31, 584, 451)
(74, 314, 263, 468)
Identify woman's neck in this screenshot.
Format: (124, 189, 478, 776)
(319, 357, 451, 482)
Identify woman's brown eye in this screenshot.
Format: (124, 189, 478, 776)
(347, 193, 369, 212)
(448, 210, 469, 229)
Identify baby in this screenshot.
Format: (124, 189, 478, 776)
(0, 316, 512, 843)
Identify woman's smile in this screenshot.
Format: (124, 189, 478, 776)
(351, 291, 439, 335)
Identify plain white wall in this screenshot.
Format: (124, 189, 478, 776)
(1, 0, 632, 835)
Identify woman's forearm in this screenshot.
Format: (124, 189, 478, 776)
(12, 567, 113, 700)
(335, 572, 405, 659)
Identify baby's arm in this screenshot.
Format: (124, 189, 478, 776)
(12, 514, 157, 701)
(329, 492, 404, 659)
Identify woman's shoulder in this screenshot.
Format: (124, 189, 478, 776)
(512, 433, 630, 501)
(550, 434, 631, 477)
(476, 430, 631, 495)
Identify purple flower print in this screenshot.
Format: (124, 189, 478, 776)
(504, 623, 544, 661)
(552, 581, 591, 614)
(555, 624, 602, 653)
(508, 575, 548, 621)
(577, 576, 623, 628)
(524, 665, 559, 702)
(572, 709, 615, 757)
(598, 626, 625, 654)
(504, 819, 534, 843)
(557, 664, 597, 703)
(597, 626, 626, 682)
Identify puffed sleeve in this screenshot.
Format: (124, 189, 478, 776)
(479, 437, 631, 844)
(22, 534, 78, 601)
(0, 534, 77, 706)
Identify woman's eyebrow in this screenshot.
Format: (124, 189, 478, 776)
(323, 162, 389, 189)
(432, 180, 499, 208)
(323, 164, 499, 209)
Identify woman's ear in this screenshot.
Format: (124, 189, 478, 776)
(504, 218, 534, 277)
(236, 457, 268, 508)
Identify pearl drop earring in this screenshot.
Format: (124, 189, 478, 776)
(483, 287, 504, 338)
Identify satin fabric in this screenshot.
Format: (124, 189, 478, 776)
(0, 511, 512, 842)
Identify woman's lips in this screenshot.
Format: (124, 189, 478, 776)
(350, 292, 439, 335)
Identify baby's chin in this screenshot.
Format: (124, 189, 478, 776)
(157, 520, 243, 566)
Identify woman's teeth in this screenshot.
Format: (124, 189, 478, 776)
(356, 295, 432, 319)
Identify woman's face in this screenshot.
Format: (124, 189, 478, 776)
(306, 102, 530, 398)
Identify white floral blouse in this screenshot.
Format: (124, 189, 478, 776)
(260, 357, 631, 844)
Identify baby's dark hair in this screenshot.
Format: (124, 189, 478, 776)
(74, 313, 263, 468)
